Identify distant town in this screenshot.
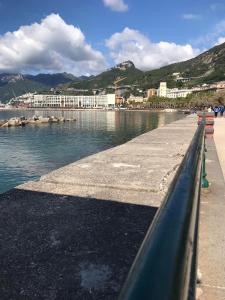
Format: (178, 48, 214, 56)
(1, 75, 225, 110)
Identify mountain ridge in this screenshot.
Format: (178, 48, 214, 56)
(0, 73, 79, 103)
(1, 42, 225, 103)
(66, 42, 225, 91)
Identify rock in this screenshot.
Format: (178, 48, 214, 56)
(49, 116, 59, 123)
(0, 120, 8, 127)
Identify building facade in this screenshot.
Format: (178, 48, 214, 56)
(127, 95, 145, 103)
(147, 88, 157, 98)
(30, 94, 115, 108)
(157, 82, 168, 97)
(166, 88, 192, 98)
(156, 82, 193, 98)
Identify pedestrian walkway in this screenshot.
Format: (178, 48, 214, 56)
(198, 118, 225, 300)
(214, 118, 225, 181)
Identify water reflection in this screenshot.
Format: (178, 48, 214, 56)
(0, 110, 183, 193)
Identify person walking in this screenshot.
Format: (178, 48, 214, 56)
(214, 106, 219, 118)
(219, 105, 225, 117)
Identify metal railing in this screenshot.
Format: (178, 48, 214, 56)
(118, 123, 206, 300)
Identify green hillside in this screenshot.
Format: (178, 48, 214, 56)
(0, 73, 78, 103)
(66, 42, 225, 92)
(67, 61, 143, 90)
(139, 41, 225, 89)
(0, 80, 48, 102)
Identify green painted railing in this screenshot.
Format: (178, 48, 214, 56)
(118, 122, 208, 300)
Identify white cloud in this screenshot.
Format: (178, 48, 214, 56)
(106, 27, 200, 71)
(103, 0, 128, 12)
(182, 14, 201, 20)
(0, 14, 106, 75)
(215, 36, 225, 45)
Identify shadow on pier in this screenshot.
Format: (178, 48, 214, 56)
(0, 188, 157, 300)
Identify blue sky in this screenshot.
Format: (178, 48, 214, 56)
(0, 0, 225, 75)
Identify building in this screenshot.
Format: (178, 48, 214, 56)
(127, 95, 145, 103)
(166, 88, 192, 98)
(176, 77, 191, 83)
(115, 96, 124, 105)
(157, 82, 168, 97)
(215, 81, 225, 90)
(30, 94, 115, 108)
(156, 82, 193, 98)
(147, 88, 157, 98)
(172, 72, 180, 77)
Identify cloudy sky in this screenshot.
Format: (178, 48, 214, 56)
(0, 0, 225, 75)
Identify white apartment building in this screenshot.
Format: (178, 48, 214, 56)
(30, 94, 115, 108)
(157, 82, 192, 98)
(157, 82, 168, 97)
(166, 88, 192, 98)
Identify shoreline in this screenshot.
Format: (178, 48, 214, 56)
(0, 107, 188, 113)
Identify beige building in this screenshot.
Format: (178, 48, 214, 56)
(216, 81, 225, 89)
(157, 82, 168, 97)
(127, 95, 145, 103)
(157, 82, 193, 98)
(147, 89, 157, 98)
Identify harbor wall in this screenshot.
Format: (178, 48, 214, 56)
(18, 114, 197, 207)
(0, 114, 198, 299)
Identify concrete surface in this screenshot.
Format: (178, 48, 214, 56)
(0, 115, 198, 299)
(198, 137, 225, 300)
(214, 118, 225, 181)
(18, 115, 197, 208)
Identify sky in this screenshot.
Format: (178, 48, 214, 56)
(0, 0, 225, 75)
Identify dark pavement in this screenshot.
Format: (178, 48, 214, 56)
(0, 189, 157, 300)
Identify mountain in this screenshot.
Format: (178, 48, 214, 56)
(26, 73, 78, 87)
(0, 73, 79, 103)
(65, 42, 225, 92)
(66, 60, 143, 91)
(2, 42, 225, 102)
(140, 42, 225, 89)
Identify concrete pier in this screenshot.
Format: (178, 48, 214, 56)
(0, 115, 197, 299)
(18, 116, 197, 207)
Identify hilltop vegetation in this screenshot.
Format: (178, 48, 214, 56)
(141, 41, 225, 89)
(66, 42, 225, 91)
(66, 61, 143, 90)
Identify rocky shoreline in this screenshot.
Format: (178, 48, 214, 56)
(0, 115, 76, 128)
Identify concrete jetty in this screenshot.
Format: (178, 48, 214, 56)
(18, 115, 197, 206)
(0, 115, 197, 299)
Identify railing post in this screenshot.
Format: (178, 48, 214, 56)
(201, 112, 209, 188)
(202, 135, 209, 188)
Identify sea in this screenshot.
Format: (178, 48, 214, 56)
(0, 109, 184, 193)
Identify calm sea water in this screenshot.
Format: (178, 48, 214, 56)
(0, 110, 184, 193)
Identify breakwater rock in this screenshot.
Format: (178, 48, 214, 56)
(0, 115, 76, 128)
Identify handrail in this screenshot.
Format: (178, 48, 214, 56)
(118, 123, 205, 300)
